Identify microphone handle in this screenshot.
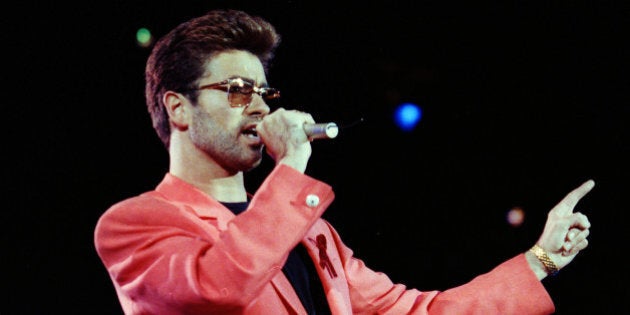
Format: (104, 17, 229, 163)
(303, 122, 339, 139)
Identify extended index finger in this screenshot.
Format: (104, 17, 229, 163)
(556, 179, 595, 215)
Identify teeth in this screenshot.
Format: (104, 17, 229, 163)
(243, 127, 258, 138)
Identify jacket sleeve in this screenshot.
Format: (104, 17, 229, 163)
(328, 223, 555, 315)
(94, 165, 334, 313)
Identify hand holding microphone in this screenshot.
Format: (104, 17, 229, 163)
(260, 109, 338, 140)
(257, 109, 338, 168)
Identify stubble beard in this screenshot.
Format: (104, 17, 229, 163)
(190, 109, 264, 173)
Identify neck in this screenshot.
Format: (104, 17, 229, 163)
(168, 136, 248, 203)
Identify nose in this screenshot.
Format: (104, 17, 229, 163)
(245, 94, 271, 116)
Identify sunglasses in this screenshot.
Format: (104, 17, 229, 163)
(195, 77, 280, 108)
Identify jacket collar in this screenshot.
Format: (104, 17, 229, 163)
(152, 173, 348, 314)
(153, 173, 236, 229)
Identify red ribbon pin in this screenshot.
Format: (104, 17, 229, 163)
(310, 234, 337, 278)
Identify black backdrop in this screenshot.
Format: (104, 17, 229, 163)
(5, 1, 629, 314)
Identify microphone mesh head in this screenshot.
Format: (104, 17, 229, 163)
(325, 123, 339, 138)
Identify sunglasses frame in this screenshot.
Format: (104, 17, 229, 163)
(196, 77, 280, 107)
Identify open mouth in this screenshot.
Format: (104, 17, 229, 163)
(242, 126, 258, 138)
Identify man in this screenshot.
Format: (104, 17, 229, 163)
(94, 9, 594, 314)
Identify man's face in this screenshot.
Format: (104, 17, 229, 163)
(188, 50, 271, 174)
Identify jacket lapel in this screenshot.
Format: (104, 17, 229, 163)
(269, 220, 353, 315)
(270, 270, 307, 314)
(302, 221, 353, 315)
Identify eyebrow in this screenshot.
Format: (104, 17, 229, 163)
(227, 75, 269, 88)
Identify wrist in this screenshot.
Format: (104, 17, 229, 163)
(277, 150, 310, 173)
(525, 250, 548, 280)
(527, 244, 559, 279)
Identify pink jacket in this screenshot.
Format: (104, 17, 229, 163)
(94, 165, 554, 314)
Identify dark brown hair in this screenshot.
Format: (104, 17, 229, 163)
(145, 9, 281, 148)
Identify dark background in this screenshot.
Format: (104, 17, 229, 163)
(5, 1, 629, 314)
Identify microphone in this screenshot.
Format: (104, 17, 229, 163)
(303, 122, 339, 139)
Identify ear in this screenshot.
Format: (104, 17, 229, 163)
(163, 91, 190, 130)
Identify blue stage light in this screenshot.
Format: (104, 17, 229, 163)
(394, 103, 422, 131)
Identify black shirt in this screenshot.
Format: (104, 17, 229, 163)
(221, 202, 331, 315)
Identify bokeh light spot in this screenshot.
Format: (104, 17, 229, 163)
(506, 207, 525, 227)
(136, 28, 153, 47)
(394, 103, 422, 131)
